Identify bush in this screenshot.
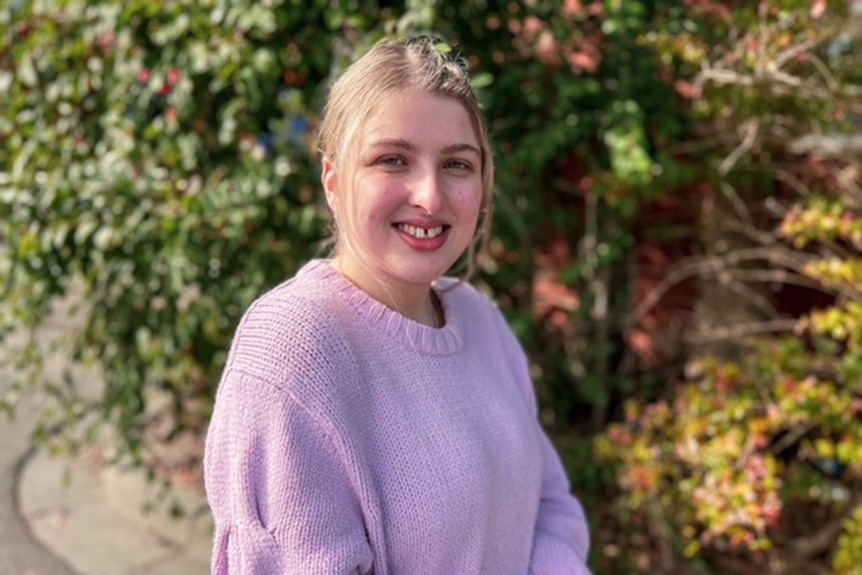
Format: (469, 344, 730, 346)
(598, 339, 862, 571)
(596, 1, 862, 571)
(0, 0, 370, 466)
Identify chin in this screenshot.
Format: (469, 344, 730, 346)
(388, 259, 457, 284)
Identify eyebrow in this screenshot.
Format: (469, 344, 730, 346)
(367, 138, 481, 157)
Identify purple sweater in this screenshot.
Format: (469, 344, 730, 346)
(204, 260, 592, 575)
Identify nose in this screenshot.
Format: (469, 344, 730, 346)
(408, 168, 445, 214)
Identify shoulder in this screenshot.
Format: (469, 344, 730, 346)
(442, 277, 534, 391)
(212, 263, 375, 445)
(225, 262, 358, 391)
(444, 282, 544, 417)
(439, 276, 510, 331)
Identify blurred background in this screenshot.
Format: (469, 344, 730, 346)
(2, 0, 862, 573)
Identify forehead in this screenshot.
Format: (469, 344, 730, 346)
(358, 91, 480, 147)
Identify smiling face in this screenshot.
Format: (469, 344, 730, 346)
(322, 91, 484, 300)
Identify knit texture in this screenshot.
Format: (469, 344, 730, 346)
(204, 260, 593, 575)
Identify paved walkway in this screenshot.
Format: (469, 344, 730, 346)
(0, 393, 78, 575)
(1, 296, 212, 575)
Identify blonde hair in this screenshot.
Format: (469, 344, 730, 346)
(317, 35, 495, 279)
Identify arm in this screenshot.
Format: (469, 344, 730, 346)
(528, 429, 594, 575)
(489, 305, 593, 574)
(204, 368, 374, 575)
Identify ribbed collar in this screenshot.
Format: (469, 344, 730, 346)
(298, 259, 465, 356)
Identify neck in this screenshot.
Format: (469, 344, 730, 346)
(330, 256, 442, 328)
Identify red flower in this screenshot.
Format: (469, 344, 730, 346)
(167, 68, 181, 85)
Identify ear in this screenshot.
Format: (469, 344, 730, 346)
(321, 156, 339, 211)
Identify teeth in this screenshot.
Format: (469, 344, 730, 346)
(399, 224, 444, 239)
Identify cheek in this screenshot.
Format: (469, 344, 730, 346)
(453, 183, 484, 220)
(349, 179, 401, 222)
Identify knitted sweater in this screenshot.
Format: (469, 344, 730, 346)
(204, 260, 593, 575)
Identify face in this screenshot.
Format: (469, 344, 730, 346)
(322, 91, 484, 296)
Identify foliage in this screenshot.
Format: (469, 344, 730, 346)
(834, 505, 862, 575)
(598, 341, 862, 569)
(596, 0, 862, 572)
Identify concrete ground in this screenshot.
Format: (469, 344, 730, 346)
(16, 446, 212, 575)
(0, 393, 78, 575)
(1, 296, 212, 575)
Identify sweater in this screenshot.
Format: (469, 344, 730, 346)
(204, 259, 593, 575)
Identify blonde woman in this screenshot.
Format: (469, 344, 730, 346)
(204, 35, 593, 575)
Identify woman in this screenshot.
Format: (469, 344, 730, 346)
(204, 35, 593, 575)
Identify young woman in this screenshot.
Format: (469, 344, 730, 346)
(204, 35, 593, 575)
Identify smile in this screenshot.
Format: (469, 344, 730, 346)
(396, 223, 447, 239)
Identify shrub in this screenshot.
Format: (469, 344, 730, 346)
(0, 0, 368, 467)
(598, 339, 862, 570)
(596, 1, 862, 570)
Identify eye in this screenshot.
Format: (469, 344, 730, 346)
(444, 159, 474, 171)
(378, 155, 407, 167)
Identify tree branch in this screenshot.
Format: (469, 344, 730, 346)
(684, 318, 800, 345)
(628, 247, 818, 327)
(719, 119, 760, 176)
(789, 495, 860, 560)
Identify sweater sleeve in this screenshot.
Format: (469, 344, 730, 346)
(528, 429, 594, 575)
(487, 302, 593, 574)
(204, 368, 374, 575)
